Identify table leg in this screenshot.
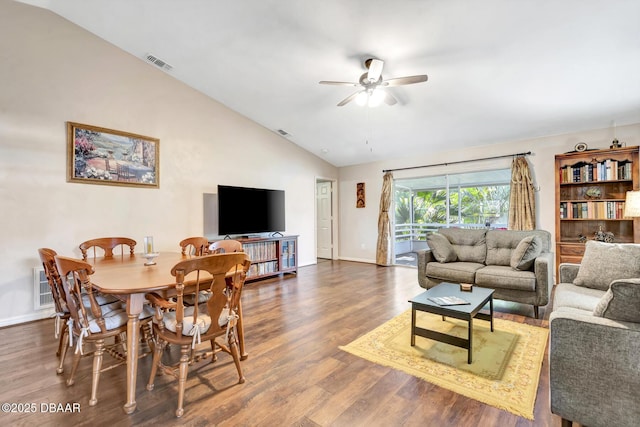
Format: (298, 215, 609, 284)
(123, 294, 144, 414)
(490, 296, 494, 332)
(411, 307, 416, 346)
(468, 317, 473, 364)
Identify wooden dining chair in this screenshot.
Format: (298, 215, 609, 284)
(208, 239, 243, 254)
(53, 255, 153, 407)
(79, 237, 136, 261)
(38, 248, 70, 374)
(179, 236, 209, 256)
(146, 252, 251, 417)
(208, 239, 249, 358)
(38, 248, 125, 374)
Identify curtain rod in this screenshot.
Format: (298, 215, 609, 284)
(382, 151, 532, 173)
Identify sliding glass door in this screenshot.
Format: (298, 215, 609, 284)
(393, 169, 511, 265)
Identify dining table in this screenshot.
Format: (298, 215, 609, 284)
(88, 252, 248, 414)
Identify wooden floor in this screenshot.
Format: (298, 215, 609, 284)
(0, 260, 566, 426)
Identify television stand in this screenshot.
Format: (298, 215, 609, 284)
(209, 235, 298, 282)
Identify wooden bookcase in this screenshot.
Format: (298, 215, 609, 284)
(212, 235, 298, 282)
(555, 146, 639, 273)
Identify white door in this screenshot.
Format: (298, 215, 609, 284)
(316, 181, 333, 259)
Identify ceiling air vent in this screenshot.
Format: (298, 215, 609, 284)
(277, 129, 290, 137)
(144, 53, 173, 72)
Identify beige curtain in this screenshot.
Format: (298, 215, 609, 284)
(376, 172, 393, 266)
(508, 156, 536, 230)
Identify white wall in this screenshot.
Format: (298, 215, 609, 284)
(0, 1, 337, 326)
(338, 123, 640, 263)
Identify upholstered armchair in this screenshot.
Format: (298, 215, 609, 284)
(549, 241, 640, 427)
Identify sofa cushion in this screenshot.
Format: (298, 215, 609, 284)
(574, 241, 640, 291)
(553, 282, 605, 312)
(425, 261, 484, 284)
(593, 279, 640, 323)
(439, 228, 487, 263)
(426, 232, 457, 263)
(510, 236, 542, 271)
(485, 229, 549, 267)
(475, 265, 536, 291)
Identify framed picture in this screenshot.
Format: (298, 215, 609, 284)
(67, 122, 159, 188)
(356, 182, 365, 208)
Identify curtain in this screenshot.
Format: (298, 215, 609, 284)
(508, 156, 536, 230)
(376, 172, 393, 266)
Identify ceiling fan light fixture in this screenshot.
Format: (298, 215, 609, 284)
(320, 57, 427, 107)
(355, 91, 369, 106)
(368, 89, 385, 107)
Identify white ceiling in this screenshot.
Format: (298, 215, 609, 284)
(18, 0, 640, 167)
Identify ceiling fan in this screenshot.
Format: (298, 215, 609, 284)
(319, 58, 428, 107)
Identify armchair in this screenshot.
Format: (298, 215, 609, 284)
(549, 241, 640, 427)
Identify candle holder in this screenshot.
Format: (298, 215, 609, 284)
(143, 236, 159, 266)
(143, 252, 159, 266)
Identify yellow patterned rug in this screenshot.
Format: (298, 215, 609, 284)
(339, 310, 548, 420)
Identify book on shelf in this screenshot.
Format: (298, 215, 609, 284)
(559, 159, 632, 184)
(559, 200, 627, 219)
(428, 296, 470, 306)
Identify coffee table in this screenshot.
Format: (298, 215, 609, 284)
(409, 282, 494, 364)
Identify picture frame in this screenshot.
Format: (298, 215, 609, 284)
(67, 122, 159, 188)
(356, 182, 365, 208)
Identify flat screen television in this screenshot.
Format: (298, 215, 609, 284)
(217, 185, 286, 236)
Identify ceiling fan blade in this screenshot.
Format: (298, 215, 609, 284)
(367, 59, 384, 82)
(383, 91, 398, 106)
(382, 75, 428, 87)
(337, 91, 362, 107)
(319, 80, 359, 86)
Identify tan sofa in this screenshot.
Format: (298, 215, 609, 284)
(416, 228, 553, 318)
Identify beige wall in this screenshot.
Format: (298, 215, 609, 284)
(338, 124, 640, 263)
(0, 1, 337, 325)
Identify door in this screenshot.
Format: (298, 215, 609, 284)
(316, 181, 333, 259)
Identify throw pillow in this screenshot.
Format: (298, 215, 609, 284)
(573, 241, 640, 291)
(426, 233, 457, 263)
(593, 279, 640, 323)
(510, 235, 542, 271)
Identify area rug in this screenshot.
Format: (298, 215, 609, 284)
(339, 310, 548, 420)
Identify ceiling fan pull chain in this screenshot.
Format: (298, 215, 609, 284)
(365, 107, 373, 153)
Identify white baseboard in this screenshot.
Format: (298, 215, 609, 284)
(0, 309, 55, 328)
(338, 257, 376, 264)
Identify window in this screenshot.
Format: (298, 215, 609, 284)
(393, 169, 511, 262)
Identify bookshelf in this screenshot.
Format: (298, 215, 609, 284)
(212, 235, 298, 281)
(555, 146, 639, 273)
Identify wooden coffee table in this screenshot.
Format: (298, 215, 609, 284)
(409, 282, 494, 364)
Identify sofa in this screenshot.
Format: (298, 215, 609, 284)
(416, 228, 553, 318)
(550, 240, 640, 427)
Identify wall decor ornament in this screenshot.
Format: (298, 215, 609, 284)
(67, 122, 159, 188)
(574, 142, 588, 152)
(356, 182, 365, 208)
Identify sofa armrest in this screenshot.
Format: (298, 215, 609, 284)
(550, 310, 640, 427)
(558, 262, 580, 283)
(416, 249, 434, 288)
(532, 251, 554, 306)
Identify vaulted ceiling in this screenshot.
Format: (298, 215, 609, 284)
(18, 0, 640, 167)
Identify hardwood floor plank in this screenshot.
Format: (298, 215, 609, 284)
(0, 260, 562, 426)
